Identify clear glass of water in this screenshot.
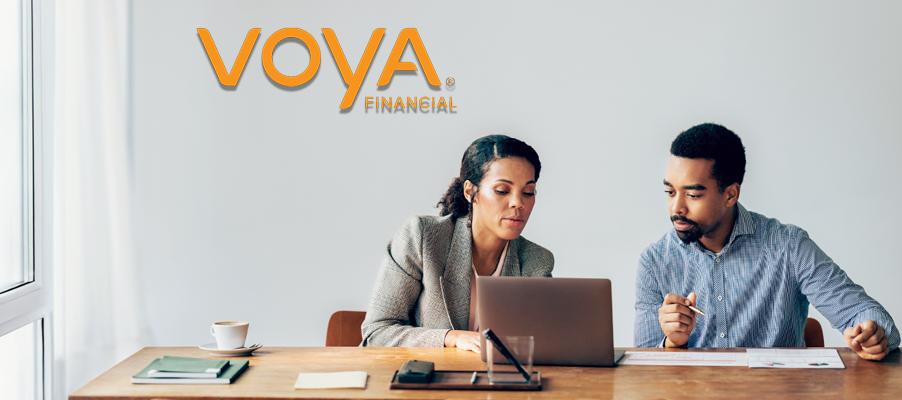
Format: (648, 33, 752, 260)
(487, 335, 534, 384)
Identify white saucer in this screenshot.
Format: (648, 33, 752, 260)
(199, 343, 262, 357)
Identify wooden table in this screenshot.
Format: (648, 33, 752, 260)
(70, 346, 901, 399)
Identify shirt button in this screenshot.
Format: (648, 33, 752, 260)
(715, 257, 721, 263)
(720, 333, 726, 338)
(718, 295, 723, 301)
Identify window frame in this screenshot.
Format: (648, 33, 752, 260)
(0, 0, 53, 399)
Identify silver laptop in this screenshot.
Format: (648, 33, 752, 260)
(477, 277, 624, 366)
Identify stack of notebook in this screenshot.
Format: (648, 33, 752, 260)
(131, 356, 249, 384)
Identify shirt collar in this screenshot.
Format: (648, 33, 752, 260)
(731, 202, 755, 239)
(688, 202, 755, 255)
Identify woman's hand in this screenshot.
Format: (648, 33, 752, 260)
(444, 330, 482, 353)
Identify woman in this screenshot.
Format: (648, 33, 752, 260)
(361, 135, 554, 352)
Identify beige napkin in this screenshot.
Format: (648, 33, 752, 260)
(294, 371, 368, 389)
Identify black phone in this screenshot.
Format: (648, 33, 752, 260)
(397, 360, 435, 383)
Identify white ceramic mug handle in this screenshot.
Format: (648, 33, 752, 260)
(210, 325, 216, 337)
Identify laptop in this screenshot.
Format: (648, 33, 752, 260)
(477, 276, 625, 366)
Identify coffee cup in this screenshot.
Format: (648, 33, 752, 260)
(210, 321, 248, 349)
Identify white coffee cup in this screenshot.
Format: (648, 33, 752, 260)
(210, 321, 249, 349)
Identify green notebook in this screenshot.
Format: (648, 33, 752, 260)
(132, 359, 248, 384)
(147, 356, 229, 378)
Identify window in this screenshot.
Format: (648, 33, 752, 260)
(0, 0, 51, 399)
(0, 0, 32, 295)
(0, 321, 40, 399)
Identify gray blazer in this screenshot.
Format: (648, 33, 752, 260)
(361, 214, 554, 347)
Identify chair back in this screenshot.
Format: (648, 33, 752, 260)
(804, 317, 824, 347)
(326, 311, 366, 347)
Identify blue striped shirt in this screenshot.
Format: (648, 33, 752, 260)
(634, 203, 900, 350)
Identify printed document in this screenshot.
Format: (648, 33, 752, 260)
(747, 349, 845, 369)
(621, 351, 748, 366)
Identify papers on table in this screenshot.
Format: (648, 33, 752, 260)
(622, 351, 748, 366)
(747, 349, 845, 369)
(294, 371, 368, 389)
(622, 349, 846, 369)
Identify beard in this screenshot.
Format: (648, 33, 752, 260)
(671, 215, 703, 244)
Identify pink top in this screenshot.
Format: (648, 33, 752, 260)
(468, 241, 508, 331)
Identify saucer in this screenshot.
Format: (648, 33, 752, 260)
(199, 343, 262, 357)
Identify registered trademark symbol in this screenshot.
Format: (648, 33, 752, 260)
(446, 77, 455, 87)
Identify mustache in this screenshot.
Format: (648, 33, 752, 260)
(671, 215, 699, 227)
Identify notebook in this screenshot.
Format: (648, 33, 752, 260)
(131, 359, 248, 384)
(147, 356, 229, 378)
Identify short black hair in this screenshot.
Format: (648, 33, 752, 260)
(670, 123, 745, 192)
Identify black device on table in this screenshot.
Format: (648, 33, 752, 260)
(396, 360, 435, 383)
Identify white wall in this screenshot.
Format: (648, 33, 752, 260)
(132, 0, 902, 348)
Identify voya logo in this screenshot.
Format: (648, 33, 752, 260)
(198, 28, 441, 109)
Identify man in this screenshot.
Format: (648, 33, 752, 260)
(634, 123, 899, 360)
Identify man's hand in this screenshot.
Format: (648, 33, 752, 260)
(844, 320, 889, 361)
(444, 330, 481, 353)
(659, 293, 698, 348)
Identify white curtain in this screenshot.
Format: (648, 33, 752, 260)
(53, 0, 150, 396)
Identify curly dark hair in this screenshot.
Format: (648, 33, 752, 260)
(670, 123, 746, 192)
(437, 135, 541, 228)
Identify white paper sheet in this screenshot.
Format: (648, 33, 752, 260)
(621, 351, 748, 366)
(747, 349, 845, 369)
(294, 371, 368, 389)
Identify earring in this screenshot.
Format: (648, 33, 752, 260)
(466, 197, 474, 229)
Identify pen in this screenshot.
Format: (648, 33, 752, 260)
(687, 305, 706, 316)
(470, 371, 478, 384)
(482, 329, 532, 383)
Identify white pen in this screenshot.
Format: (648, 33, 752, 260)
(470, 371, 478, 384)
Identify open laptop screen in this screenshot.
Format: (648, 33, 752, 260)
(477, 277, 619, 366)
